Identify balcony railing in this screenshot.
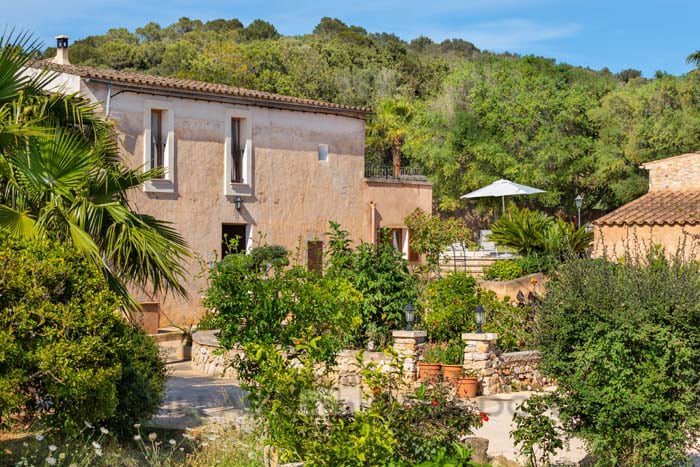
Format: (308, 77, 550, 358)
(364, 164, 426, 181)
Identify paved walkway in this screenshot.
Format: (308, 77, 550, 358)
(151, 361, 249, 429)
(472, 391, 586, 465)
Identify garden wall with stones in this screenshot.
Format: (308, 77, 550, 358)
(191, 329, 548, 400)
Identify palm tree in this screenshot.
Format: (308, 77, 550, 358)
(366, 98, 414, 177)
(686, 50, 700, 68)
(0, 32, 190, 310)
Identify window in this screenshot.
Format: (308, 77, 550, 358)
(150, 109, 164, 177)
(143, 100, 175, 193)
(318, 144, 329, 162)
(224, 109, 253, 196)
(221, 224, 247, 258)
(307, 240, 324, 273)
(391, 228, 404, 252)
(231, 118, 243, 183)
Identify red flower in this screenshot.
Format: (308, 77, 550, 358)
(479, 412, 489, 422)
(431, 400, 438, 406)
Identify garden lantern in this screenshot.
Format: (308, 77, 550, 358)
(404, 303, 415, 331)
(234, 196, 243, 212)
(474, 305, 486, 333)
(575, 194, 583, 228)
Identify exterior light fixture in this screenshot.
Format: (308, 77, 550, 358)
(207, 251, 217, 269)
(575, 194, 583, 228)
(234, 196, 243, 212)
(475, 305, 486, 334)
(404, 303, 415, 331)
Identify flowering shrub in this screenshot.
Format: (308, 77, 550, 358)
(0, 234, 166, 436)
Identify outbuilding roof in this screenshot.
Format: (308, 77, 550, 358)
(34, 61, 371, 119)
(593, 190, 700, 227)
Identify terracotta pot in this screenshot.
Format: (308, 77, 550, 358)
(177, 345, 192, 361)
(457, 376, 479, 398)
(442, 364, 463, 383)
(418, 362, 442, 382)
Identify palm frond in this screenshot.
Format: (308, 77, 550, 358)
(0, 204, 35, 237)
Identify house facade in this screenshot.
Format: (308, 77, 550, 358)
(33, 39, 432, 325)
(593, 153, 700, 260)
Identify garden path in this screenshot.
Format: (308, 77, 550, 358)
(150, 361, 249, 430)
(473, 391, 587, 465)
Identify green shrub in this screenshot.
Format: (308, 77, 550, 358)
(535, 251, 700, 466)
(422, 272, 478, 342)
(421, 272, 532, 350)
(204, 252, 362, 362)
(442, 340, 464, 365)
(490, 207, 592, 258)
(515, 253, 559, 275)
(483, 260, 524, 281)
(249, 244, 289, 271)
(489, 207, 551, 255)
(326, 222, 419, 348)
(421, 344, 445, 364)
(0, 235, 166, 436)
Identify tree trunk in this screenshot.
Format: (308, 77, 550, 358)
(392, 136, 402, 177)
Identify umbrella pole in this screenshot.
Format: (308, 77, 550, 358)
(502, 196, 505, 214)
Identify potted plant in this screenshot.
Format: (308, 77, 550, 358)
(418, 344, 443, 382)
(441, 340, 464, 383)
(456, 369, 479, 398)
(175, 323, 194, 361)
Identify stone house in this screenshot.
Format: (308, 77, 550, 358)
(593, 152, 700, 259)
(31, 37, 432, 325)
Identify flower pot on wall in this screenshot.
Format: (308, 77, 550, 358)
(418, 362, 442, 382)
(442, 364, 463, 383)
(457, 376, 479, 398)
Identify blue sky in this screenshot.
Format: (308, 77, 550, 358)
(4, 0, 698, 76)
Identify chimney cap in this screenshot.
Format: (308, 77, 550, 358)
(55, 34, 69, 39)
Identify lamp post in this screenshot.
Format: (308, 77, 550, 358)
(474, 305, 485, 334)
(575, 194, 583, 228)
(404, 303, 415, 331)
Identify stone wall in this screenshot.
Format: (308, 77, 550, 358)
(645, 153, 700, 191)
(192, 330, 241, 378)
(191, 329, 546, 399)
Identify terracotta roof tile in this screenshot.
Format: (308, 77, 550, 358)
(34, 61, 370, 118)
(593, 190, 700, 227)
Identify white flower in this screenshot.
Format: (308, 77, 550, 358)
(206, 434, 218, 441)
(58, 453, 66, 460)
(179, 447, 184, 452)
(133, 435, 141, 441)
(92, 441, 101, 450)
(100, 427, 109, 434)
(70, 464, 78, 467)
(35, 434, 44, 441)
(148, 432, 157, 441)
(95, 449, 103, 457)
(133, 423, 141, 428)
(22, 442, 28, 447)
(46, 457, 57, 465)
(183, 434, 194, 440)
(48, 445, 57, 452)
(169, 439, 176, 445)
(201, 442, 209, 447)
(84, 421, 94, 429)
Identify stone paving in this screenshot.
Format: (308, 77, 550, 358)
(151, 361, 249, 430)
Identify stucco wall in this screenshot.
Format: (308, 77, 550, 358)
(75, 81, 431, 324)
(593, 224, 700, 260)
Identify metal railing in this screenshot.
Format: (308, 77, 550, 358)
(364, 164, 426, 180)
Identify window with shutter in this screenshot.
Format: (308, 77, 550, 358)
(307, 240, 324, 273)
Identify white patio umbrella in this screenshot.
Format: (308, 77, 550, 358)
(460, 179, 545, 213)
